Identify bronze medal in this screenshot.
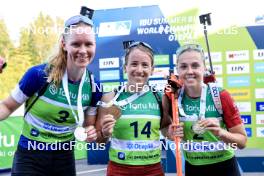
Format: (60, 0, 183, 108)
(101, 104, 121, 120)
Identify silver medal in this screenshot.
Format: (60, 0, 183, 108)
(192, 122, 206, 135)
(74, 126, 87, 141)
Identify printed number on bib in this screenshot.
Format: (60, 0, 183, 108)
(130, 121, 151, 138)
(55, 110, 70, 123)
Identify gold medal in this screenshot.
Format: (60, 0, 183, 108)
(101, 104, 121, 120)
(192, 122, 206, 135)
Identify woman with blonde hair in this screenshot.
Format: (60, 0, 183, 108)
(0, 7, 102, 175)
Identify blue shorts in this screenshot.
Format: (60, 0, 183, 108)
(11, 145, 76, 176)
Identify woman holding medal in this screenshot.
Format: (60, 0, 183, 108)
(96, 41, 172, 176)
(0, 7, 101, 176)
(165, 44, 247, 176)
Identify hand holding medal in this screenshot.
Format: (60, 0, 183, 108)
(99, 101, 122, 120)
(197, 118, 221, 136)
(192, 121, 206, 135)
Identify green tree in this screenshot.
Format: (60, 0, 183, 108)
(18, 12, 62, 65)
(0, 14, 63, 99)
(0, 19, 14, 58)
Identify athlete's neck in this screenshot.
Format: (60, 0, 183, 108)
(66, 66, 85, 82)
(185, 85, 202, 98)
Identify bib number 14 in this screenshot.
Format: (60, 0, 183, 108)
(130, 121, 151, 138)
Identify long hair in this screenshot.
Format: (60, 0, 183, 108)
(45, 40, 67, 86)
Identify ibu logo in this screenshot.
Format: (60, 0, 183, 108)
(118, 152, 125, 160)
(0, 132, 15, 147)
(30, 128, 40, 137)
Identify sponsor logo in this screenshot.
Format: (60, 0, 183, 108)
(256, 76, 264, 86)
(118, 152, 126, 160)
(49, 83, 58, 95)
(256, 127, 264, 137)
(227, 76, 250, 87)
(99, 57, 119, 69)
(245, 128, 252, 137)
(226, 50, 249, 61)
(99, 70, 120, 81)
(227, 63, 249, 74)
(150, 67, 170, 79)
(255, 15, 264, 24)
(154, 55, 170, 65)
(30, 128, 40, 137)
(98, 20, 131, 37)
(228, 89, 250, 100)
(253, 49, 264, 60)
(241, 115, 251, 124)
(236, 102, 251, 112)
(255, 89, 264, 99)
(256, 102, 264, 111)
(0, 133, 15, 147)
(254, 62, 264, 73)
(204, 52, 222, 63)
(256, 114, 264, 125)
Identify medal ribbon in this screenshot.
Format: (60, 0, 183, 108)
(62, 69, 86, 127)
(178, 83, 207, 120)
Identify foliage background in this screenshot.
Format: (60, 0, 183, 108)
(0, 13, 64, 99)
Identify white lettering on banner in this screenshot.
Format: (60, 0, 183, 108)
(0, 133, 15, 147)
(254, 49, 264, 60)
(256, 127, 264, 137)
(236, 102, 251, 112)
(204, 52, 222, 63)
(255, 88, 264, 99)
(99, 57, 119, 69)
(256, 115, 264, 125)
(139, 16, 196, 27)
(227, 63, 250, 74)
(226, 50, 249, 61)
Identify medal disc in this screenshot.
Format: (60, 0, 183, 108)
(101, 104, 121, 120)
(74, 126, 87, 141)
(192, 122, 206, 135)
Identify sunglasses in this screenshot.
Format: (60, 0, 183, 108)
(64, 15, 94, 28)
(176, 44, 204, 57)
(123, 41, 153, 53)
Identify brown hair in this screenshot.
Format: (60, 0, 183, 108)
(124, 45, 154, 66)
